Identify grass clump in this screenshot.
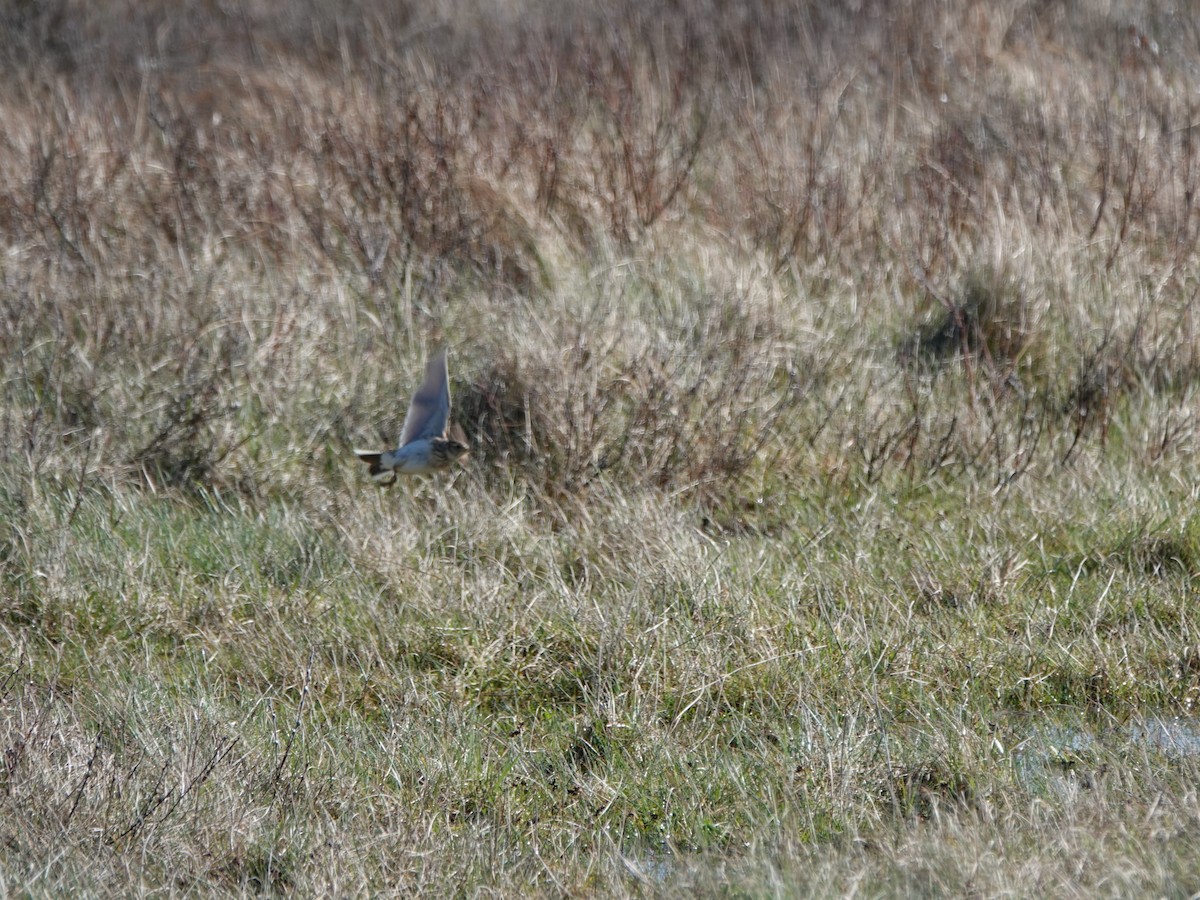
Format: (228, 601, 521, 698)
(902, 265, 1036, 372)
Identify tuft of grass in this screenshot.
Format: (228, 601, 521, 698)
(902, 265, 1036, 373)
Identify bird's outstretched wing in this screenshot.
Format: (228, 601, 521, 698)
(400, 349, 451, 446)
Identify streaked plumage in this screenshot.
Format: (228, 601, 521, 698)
(354, 349, 469, 485)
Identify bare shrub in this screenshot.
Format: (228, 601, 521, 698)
(458, 288, 800, 504)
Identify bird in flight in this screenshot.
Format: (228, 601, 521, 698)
(354, 349, 470, 486)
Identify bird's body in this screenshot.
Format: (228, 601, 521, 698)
(354, 349, 469, 485)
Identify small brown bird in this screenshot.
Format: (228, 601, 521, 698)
(354, 349, 469, 486)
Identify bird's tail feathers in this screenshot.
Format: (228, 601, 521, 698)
(354, 450, 398, 486)
(354, 450, 384, 474)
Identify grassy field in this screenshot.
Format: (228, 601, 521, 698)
(2, 0, 1200, 895)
